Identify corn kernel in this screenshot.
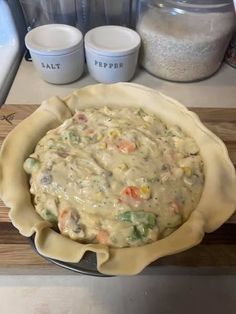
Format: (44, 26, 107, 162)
(142, 122, 150, 129)
(99, 142, 107, 149)
(95, 192, 103, 199)
(103, 106, 112, 115)
(108, 128, 120, 138)
(96, 133, 103, 141)
(182, 167, 192, 177)
(117, 163, 128, 171)
(140, 184, 151, 200)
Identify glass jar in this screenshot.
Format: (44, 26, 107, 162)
(225, 32, 236, 68)
(136, 0, 236, 82)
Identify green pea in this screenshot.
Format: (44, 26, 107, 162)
(130, 226, 143, 241)
(41, 209, 58, 224)
(118, 211, 156, 228)
(137, 108, 146, 118)
(119, 211, 157, 243)
(147, 214, 156, 228)
(118, 211, 132, 222)
(23, 158, 39, 174)
(62, 130, 80, 145)
(47, 139, 56, 149)
(129, 224, 150, 241)
(147, 177, 157, 183)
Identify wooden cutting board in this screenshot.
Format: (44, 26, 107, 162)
(0, 105, 236, 274)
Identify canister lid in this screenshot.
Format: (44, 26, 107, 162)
(25, 24, 83, 55)
(85, 26, 141, 56)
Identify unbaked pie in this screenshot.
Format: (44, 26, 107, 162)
(0, 83, 235, 275)
(24, 106, 204, 248)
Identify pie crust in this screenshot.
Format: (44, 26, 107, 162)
(0, 83, 235, 275)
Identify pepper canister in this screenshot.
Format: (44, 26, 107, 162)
(84, 26, 141, 83)
(25, 24, 84, 84)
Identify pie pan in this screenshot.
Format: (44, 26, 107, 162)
(0, 83, 235, 276)
(28, 235, 110, 277)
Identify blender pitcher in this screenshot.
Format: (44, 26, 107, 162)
(19, 0, 135, 34)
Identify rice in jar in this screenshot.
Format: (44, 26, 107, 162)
(136, 0, 235, 82)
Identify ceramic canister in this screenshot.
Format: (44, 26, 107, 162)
(84, 26, 141, 83)
(25, 24, 84, 84)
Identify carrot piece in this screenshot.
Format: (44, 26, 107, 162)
(85, 128, 94, 135)
(117, 140, 136, 153)
(75, 113, 87, 123)
(122, 186, 140, 200)
(58, 208, 71, 232)
(169, 201, 180, 214)
(96, 230, 109, 245)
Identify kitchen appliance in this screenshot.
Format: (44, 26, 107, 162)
(19, 0, 137, 34)
(0, 0, 25, 105)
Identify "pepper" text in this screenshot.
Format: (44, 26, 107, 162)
(94, 60, 123, 69)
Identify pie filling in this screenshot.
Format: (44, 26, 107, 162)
(24, 107, 204, 248)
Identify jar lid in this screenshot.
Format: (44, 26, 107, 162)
(84, 26, 141, 57)
(25, 24, 83, 55)
(154, 0, 234, 12)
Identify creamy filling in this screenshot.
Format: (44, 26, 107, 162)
(24, 106, 204, 248)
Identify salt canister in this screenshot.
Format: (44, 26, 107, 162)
(25, 24, 84, 84)
(84, 26, 141, 83)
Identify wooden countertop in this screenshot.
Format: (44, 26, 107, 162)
(0, 105, 236, 275)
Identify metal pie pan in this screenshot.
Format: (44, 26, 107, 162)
(28, 236, 112, 277)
